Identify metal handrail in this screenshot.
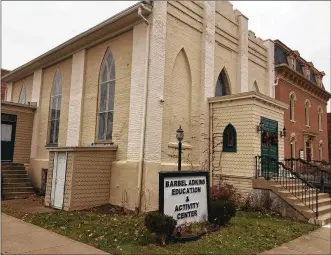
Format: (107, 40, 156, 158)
(284, 158, 331, 193)
(256, 155, 319, 218)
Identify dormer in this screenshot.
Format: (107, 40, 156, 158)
(316, 71, 325, 88)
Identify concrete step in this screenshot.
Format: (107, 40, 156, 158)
(2, 182, 34, 188)
(310, 212, 331, 226)
(1, 166, 26, 170)
(2, 173, 29, 178)
(2, 186, 35, 194)
(2, 192, 35, 200)
(2, 177, 31, 183)
(1, 162, 24, 167)
(1, 170, 27, 175)
(317, 204, 331, 215)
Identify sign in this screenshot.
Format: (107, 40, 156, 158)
(299, 149, 304, 160)
(159, 171, 209, 226)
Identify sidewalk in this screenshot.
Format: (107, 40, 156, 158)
(1, 213, 108, 254)
(260, 224, 331, 254)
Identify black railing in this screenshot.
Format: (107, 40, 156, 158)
(284, 158, 331, 194)
(256, 155, 319, 218)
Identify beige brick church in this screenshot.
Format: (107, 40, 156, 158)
(2, 1, 287, 212)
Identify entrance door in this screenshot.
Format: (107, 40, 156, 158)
(306, 142, 312, 162)
(51, 152, 67, 209)
(1, 114, 17, 162)
(260, 117, 279, 176)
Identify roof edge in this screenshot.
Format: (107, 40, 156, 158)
(3, 1, 151, 82)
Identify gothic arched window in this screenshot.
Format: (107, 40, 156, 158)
(215, 69, 230, 96)
(223, 124, 237, 152)
(48, 70, 62, 145)
(18, 86, 27, 104)
(97, 48, 115, 141)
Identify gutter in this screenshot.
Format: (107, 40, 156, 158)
(136, 4, 151, 212)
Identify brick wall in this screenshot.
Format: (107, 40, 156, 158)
(1, 102, 35, 163)
(275, 78, 328, 161)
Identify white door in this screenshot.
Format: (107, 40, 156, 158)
(51, 152, 67, 209)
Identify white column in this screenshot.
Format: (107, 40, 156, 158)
(5, 82, 13, 102)
(263, 39, 275, 98)
(66, 50, 86, 146)
(127, 23, 149, 161)
(200, 1, 215, 168)
(30, 69, 43, 158)
(143, 1, 167, 162)
(237, 13, 249, 93)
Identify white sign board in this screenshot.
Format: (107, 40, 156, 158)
(159, 171, 209, 226)
(299, 149, 304, 160)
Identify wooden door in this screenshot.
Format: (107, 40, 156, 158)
(260, 117, 279, 176)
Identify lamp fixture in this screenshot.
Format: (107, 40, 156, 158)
(280, 126, 287, 138)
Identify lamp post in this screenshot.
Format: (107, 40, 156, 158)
(176, 125, 184, 171)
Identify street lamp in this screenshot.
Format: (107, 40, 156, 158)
(176, 125, 184, 171)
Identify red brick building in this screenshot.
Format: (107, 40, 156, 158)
(1, 69, 10, 101)
(274, 40, 331, 162)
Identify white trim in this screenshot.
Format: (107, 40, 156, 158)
(30, 69, 43, 159)
(66, 50, 86, 146)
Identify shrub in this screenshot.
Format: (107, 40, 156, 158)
(144, 211, 176, 245)
(212, 183, 242, 207)
(208, 200, 236, 226)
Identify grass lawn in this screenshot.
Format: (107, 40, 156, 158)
(2, 203, 318, 255)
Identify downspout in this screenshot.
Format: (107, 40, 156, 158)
(137, 4, 150, 212)
(273, 77, 279, 98)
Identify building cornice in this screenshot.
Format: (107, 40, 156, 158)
(275, 64, 331, 102)
(208, 91, 289, 111)
(2, 2, 152, 83)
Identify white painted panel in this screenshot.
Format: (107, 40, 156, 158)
(51, 152, 67, 209)
(51, 152, 58, 206)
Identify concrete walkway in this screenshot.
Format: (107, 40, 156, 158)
(260, 224, 331, 254)
(1, 213, 108, 254)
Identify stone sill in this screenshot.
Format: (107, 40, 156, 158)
(45, 145, 118, 152)
(168, 142, 192, 150)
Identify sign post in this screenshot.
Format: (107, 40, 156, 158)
(159, 171, 210, 226)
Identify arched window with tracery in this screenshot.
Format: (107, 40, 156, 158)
(223, 124, 237, 152)
(48, 70, 62, 145)
(97, 48, 115, 141)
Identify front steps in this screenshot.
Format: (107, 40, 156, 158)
(253, 179, 331, 226)
(1, 162, 36, 200)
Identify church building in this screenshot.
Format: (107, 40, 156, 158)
(2, 1, 287, 212)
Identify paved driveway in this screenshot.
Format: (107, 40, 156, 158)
(1, 213, 108, 254)
(260, 224, 331, 254)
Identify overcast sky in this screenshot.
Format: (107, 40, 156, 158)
(2, 1, 330, 108)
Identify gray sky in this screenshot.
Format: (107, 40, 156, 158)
(2, 1, 330, 108)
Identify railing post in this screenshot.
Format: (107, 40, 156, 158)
(321, 175, 324, 193)
(316, 189, 318, 219)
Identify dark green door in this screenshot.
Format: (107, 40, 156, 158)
(1, 114, 17, 162)
(260, 117, 278, 176)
